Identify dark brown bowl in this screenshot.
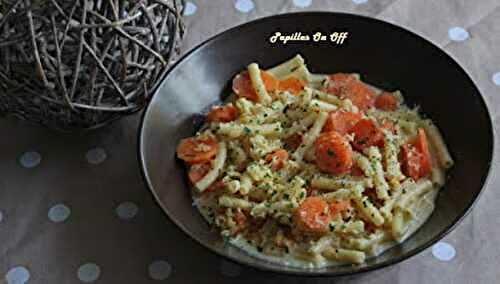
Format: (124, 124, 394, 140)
(138, 12, 493, 276)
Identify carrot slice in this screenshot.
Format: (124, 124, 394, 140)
(232, 71, 279, 101)
(349, 119, 384, 151)
(341, 79, 375, 111)
(400, 128, 432, 180)
(400, 143, 423, 180)
(232, 71, 257, 101)
(283, 133, 303, 151)
(262, 71, 280, 92)
(188, 162, 211, 184)
(375, 92, 398, 111)
(278, 77, 305, 95)
(293, 197, 330, 234)
(328, 200, 352, 219)
(176, 137, 218, 164)
(414, 128, 432, 177)
(323, 73, 357, 96)
(206, 104, 238, 123)
(314, 131, 353, 175)
(265, 149, 289, 171)
(322, 110, 363, 134)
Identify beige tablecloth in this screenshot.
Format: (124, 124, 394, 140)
(1, 0, 500, 283)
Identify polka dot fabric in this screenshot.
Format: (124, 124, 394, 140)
(2, 0, 500, 283)
(48, 204, 71, 223)
(234, 0, 255, 13)
(432, 242, 456, 262)
(448, 27, 469, 42)
(5, 266, 30, 284)
(77, 263, 101, 283)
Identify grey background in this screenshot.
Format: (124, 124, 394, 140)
(1, 0, 500, 283)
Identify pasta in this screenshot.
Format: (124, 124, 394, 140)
(175, 55, 453, 268)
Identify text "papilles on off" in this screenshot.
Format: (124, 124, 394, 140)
(269, 32, 349, 45)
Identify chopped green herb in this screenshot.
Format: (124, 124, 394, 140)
(243, 127, 251, 135)
(329, 223, 335, 232)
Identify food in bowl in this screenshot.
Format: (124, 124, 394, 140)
(175, 55, 453, 267)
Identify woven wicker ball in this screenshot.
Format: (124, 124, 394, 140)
(0, 0, 184, 131)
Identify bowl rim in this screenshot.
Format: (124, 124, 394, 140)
(137, 11, 495, 276)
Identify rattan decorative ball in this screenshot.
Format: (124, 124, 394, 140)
(0, 0, 184, 131)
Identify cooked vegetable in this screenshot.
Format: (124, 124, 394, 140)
(315, 131, 353, 175)
(176, 137, 218, 164)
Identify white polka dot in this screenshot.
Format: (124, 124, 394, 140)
(5, 266, 30, 284)
(448, 27, 469, 42)
(235, 0, 254, 13)
(293, 0, 312, 8)
(492, 72, 500, 86)
(77, 263, 100, 283)
(48, 204, 71, 223)
(85, 148, 107, 165)
(115, 202, 138, 220)
(183, 2, 197, 16)
(19, 151, 41, 168)
(352, 0, 368, 4)
(220, 260, 242, 277)
(148, 260, 172, 280)
(432, 242, 456, 261)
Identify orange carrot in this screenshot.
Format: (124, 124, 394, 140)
(375, 92, 398, 111)
(176, 137, 218, 164)
(314, 131, 353, 175)
(206, 104, 238, 123)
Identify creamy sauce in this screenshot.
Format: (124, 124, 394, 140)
(213, 188, 439, 269)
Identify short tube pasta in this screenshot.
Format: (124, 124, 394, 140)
(292, 111, 328, 162)
(266, 54, 305, 78)
(195, 142, 227, 192)
(311, 175, 373, 191)
(219, 195, 255, 210)
(322, 248, 366, 264)
(365, 146, 390, 200)
(382, 130, 404, 182)
(421, 120, 454, 169)
(248, 63, 272, 104)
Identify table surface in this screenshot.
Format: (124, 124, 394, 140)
(2, 0, 500, 283)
